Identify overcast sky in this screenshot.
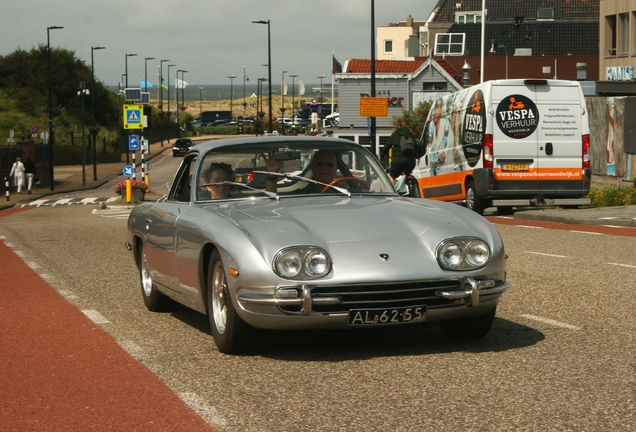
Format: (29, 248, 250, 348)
(2, 0, 438, 87)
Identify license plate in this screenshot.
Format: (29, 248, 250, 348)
(348, 305, 426, 326)
(502, 164, 529, 171)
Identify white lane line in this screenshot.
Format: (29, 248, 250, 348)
(82, 310, 110, 324)
(599, 217, 619, 220)
(58, 289, 79, 300)
(608, 262, 636, 269)
(39, 274, 54, 282)
(571, 230, 602, 235)
(118, 340, 147, 360)
(519, 314, 581, 330)
(26, 262, 40, 270)
(525, 251, 569, 258)
(517, 225, 544, 229)
(600, 225, 628, 229)
(178, 392, 228, 428)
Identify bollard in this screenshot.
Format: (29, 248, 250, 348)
(125, 178, 132, 203)
(5, 177, 9, 201)
(132, 151, 136, 181)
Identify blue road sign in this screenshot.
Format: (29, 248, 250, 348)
(128, 135, 140, 151)
(123, 165, 134, 177)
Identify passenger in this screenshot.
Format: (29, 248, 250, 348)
(202, 163, 234, 199)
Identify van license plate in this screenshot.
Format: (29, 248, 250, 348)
(348, 306, 426, 326)
(502, 164, 529, 171)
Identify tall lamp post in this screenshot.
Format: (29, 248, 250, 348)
(144, 57, 155, 92)
(499, 44, 508, 79)
(159, 59, 169, 146)
(252, 20, 273, 133)
(47, 25, 63, 191)
(289, 74, 297, 120)
(90, 46, 105, 181)
(78, 81, 90, 186)
(281, 70, 287, 118)
(176, 70, 188, 137)
(243, 66, 248, 116)
(125, 53, 137, 89)
(370, 0, 377, 154)
(227, 75, 236, 119)
(317, 74, 325, 119)
(167, 64, 175, 143)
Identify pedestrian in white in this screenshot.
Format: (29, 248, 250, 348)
(9, 156, 26, 194)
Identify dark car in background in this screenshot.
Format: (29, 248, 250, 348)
(172, 138, 193, 157)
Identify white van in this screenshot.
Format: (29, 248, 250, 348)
(413, 79, 591, 214)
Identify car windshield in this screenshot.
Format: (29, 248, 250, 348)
(196, 140, 395, 201)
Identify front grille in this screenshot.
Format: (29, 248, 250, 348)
(281, 280, 462, 314)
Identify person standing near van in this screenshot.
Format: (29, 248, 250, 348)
(23, 156, 36, 194)
(9, 156, 26, 194)
(381, 121, 418, 184)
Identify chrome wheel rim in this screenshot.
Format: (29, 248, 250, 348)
(212, 261, 228, 334)
(466, 187, 475, 209)
(141, 253, 153, 297)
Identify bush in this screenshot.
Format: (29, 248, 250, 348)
(587, 185, 636, 207)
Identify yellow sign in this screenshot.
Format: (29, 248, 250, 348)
(123, 104, 144, 129)
(359, 97, 388, 117)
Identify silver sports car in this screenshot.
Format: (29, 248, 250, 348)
(126, 136, 510, 354)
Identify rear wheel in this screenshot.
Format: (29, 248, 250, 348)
(440, 307, 497, 339)
(207, 250, 254, 354)
(139, 243, 178, 312)
(465, 181, 485, 215)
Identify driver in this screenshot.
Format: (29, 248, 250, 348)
(202, 162, 234, 199)
(263, 149, 338, 194)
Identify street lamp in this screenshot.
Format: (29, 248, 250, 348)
(167, 64, 175, 143)
(125, 53, 137, 89)
(159, 59, 169, 147)
(281, 70, 288, 118)
(227, 75, 236, 119)
(289, 74, 297, 120)
(252, 20, 273, 133)
(77, 81, 90, 186)
(370, 0, 377, 154)
(176, 70, 188, 137)
(90, 46, 105, 181)
(144, 57, 155, 92)
(243, 66, 248, 115)
(199, 86, 203, 115)
(47, 25, 63, 191)
(317, 74, 325, 119)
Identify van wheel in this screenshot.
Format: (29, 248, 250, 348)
(465, 181, 485, 215)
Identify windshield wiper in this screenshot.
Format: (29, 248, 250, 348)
(200, 182, 280, 200)
(252, 171, 351, 197)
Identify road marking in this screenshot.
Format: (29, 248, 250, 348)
(525, 251, 569, 258)
(51, 198, 74, 206)
(39, 274, 54, 282)
(118, 340, 147, 360)
(58, 289, 79, 300)
(26, 261, 40, 269)
(517, 225, 544, 229)
(519, 314, 581, 330)
(82, 309, 110, 324)
(570, 230, 602, 235)
(178, 392, 228, 428)
(608, 262, 636, 269)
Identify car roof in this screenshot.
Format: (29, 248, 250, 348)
(192, 136, 363, 153)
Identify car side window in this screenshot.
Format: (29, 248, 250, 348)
(170, 155, 197, 202)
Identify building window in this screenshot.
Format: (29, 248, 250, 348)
(620, 13, 629, 55)
(537, 8, 554, 20)
(423, 82, 448, 91)
(434, 33, 465, 55)
(456, 13, 482, 24)
(606, 15, 617, 56)
(384, 40, 393, 54)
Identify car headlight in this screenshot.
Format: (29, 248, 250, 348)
(274, 247, 331, 279)
(436, 238, 491, 270)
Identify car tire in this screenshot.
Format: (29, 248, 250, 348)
(139, 242, 179, 312)
(465, 181, 485, 215)
(207, 250, 254, 354)
(439, 306, 497, 340)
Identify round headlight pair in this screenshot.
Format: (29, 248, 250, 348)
(437, 238, 490, 270)
(274, 247, 331, 279)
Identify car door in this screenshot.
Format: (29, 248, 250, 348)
(491, 82, 540, 190)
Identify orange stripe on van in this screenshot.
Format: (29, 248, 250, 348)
(494, 167, 583, 181)
(415, 170, 472, 201)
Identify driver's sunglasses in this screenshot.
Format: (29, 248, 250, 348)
(314, 160, 335, 167)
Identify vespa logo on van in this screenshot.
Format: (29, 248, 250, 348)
(462, 89, 486, 168)
(496, 94, 539, 139)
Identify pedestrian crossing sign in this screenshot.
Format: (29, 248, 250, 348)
(123, 104, 145, 129)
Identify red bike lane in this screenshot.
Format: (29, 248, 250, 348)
(0, 208, 217, 431)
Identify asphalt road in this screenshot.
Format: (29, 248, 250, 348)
(1, 154, 635, 431)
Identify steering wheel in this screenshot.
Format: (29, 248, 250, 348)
(322, 176, 370, 193)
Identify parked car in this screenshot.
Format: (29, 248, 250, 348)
(172, 138, 193, 157)
(126, 136, 510, 354)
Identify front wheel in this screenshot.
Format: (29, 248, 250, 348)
(465, 181, 485, 215)
(207, 250, 255, 354)
(440, 307, 497, 340)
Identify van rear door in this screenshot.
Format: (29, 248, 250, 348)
(491, 80, 583, 193)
